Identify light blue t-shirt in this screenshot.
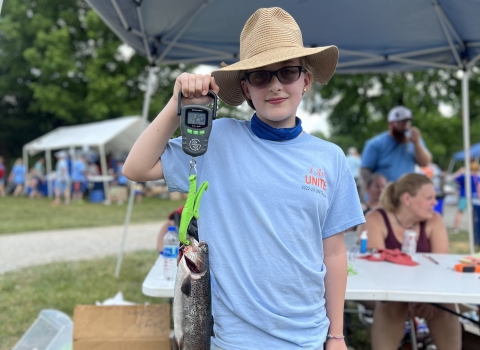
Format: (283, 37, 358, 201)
(346, 154, 361, 179)
(117, 164, 128, 185)
(12, 164, 26, 184)
(361, 131, 429, 182)
(71, 160, 86, 182)
(56, 159, 70, 181)
(161, 118, 364, 349)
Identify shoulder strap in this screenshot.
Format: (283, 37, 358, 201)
(376, 208, 395, 237)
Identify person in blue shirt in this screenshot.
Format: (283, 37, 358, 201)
(123, 7, 364, 350)
(71, 155, 87, 202)
(452, 162, 480, 233)
(0, 156, 6, 197)
(360, 106, 431, 195)
(9, 158, 26, 197)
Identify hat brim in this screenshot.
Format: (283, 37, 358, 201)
(211, 45, 339, 106)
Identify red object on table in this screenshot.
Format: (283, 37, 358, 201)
(360, 248, 419, 266)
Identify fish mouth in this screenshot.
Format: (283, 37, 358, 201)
(185, 256, 201, 273)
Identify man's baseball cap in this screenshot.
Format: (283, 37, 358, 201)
(387, 106, 413, 122)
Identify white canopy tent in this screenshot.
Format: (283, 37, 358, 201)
(23, 116, 144, 198)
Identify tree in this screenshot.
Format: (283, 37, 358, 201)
(307, 69, 480, 169)
(0, 0, 181, 166)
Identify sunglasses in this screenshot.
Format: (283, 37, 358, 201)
(244, 66, 306, 88)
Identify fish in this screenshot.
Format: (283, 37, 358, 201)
(172, 230, 214, 350)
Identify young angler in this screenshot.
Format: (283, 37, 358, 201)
(124, 7, 364, 350)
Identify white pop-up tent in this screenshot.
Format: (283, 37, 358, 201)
(23, 116, 144, 197)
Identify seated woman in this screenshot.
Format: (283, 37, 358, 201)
(364, 173, 461, 350)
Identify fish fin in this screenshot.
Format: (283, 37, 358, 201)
(211, 316, 215, 337)
(181, 277, 191, 297)
(170, 332, 180, 350)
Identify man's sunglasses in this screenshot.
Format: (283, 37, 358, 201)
(244, 66, 306, 88)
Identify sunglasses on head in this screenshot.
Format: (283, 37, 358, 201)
(244, 66, 306, 88)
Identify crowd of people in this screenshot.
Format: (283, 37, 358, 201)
(0, 151, 138, 205)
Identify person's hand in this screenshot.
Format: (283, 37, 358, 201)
(173, 72, 220, 106)
(409, 126, 422, 145)
(325, 339, 348, 350)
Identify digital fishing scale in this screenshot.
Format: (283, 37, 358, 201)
(177, 90, 217, 157)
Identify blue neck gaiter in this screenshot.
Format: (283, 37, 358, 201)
(250, 114, 303, 141)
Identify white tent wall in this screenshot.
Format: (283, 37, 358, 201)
(23, 116, 144, 199)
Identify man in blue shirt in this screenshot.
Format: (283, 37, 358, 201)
(360, 106, 431, 192)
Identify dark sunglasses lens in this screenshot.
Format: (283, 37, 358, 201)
(249, 71, 270, 87)
(278, 67, 301, 83)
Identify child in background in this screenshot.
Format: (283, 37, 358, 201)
(0, 156, 5, 197)
(9, 158, 26, 197)
(123, 7, 363, 350)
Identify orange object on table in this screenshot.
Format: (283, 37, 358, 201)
(454, 264, 480, 273)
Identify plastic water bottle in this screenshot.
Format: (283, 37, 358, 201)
(163, 226, 179, 280)
(360, 230, 368, 254)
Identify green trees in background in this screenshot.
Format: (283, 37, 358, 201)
(308, 69, 480, 169)
(0, 0, 181, 163)
(2, 0, 480, 171)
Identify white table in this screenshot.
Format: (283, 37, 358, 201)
(143, 253, 480, 304)
(345, 253, 480, 304)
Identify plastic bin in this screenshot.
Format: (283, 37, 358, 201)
(12, 309, 73, 350)
(89, 189, 105, 203)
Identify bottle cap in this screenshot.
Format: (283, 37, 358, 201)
(360, 230, 368, 239)
(167, 226, 177, 232)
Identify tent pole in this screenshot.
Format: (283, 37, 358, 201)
(462, 70, 475, 254)
(99, 145, 110, 201)
(46, 150, 52, 198)
(115, 65, 156, 277)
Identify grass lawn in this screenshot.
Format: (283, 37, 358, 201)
(0, 250, 166, 350)
(0, 196, 185, 234)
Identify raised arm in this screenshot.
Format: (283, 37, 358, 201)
(410, 127, 431, 167)
(123, 74, 219, 181)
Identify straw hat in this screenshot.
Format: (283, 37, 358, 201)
(211, 7, 339, 106)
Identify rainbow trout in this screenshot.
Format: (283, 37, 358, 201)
(172, 231, 214, 350)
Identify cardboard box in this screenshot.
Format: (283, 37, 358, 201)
(73, 304, 171, 350)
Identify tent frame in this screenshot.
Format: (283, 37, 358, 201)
(101, 0, 478, 278)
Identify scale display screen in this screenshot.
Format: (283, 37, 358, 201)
(187, 111, 207, 126)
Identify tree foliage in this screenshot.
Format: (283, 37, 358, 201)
(0, 0, 181, 165)
(307, 69, 480, 169)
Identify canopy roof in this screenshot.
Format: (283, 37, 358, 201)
(86, 0, 480, 72)
(453, 143, 480, 161)
(24, 116, 143, 155)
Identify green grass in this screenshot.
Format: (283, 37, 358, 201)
(0, 197, 185, 234)
(447, 228, 480, 254)
(0, 250, 167, 350)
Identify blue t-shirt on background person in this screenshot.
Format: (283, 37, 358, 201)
(361, 131, 429, 182)
(162, 118, 364, 350)
(455, 173, 480, 198)
(71, 160, 86, 183)
(117, 164, 128, 186)
(12, 164, 26, 184)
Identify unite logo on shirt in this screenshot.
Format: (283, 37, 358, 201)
(302, 167, 328, 197)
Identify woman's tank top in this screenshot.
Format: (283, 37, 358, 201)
(376, 208, 431, 253)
